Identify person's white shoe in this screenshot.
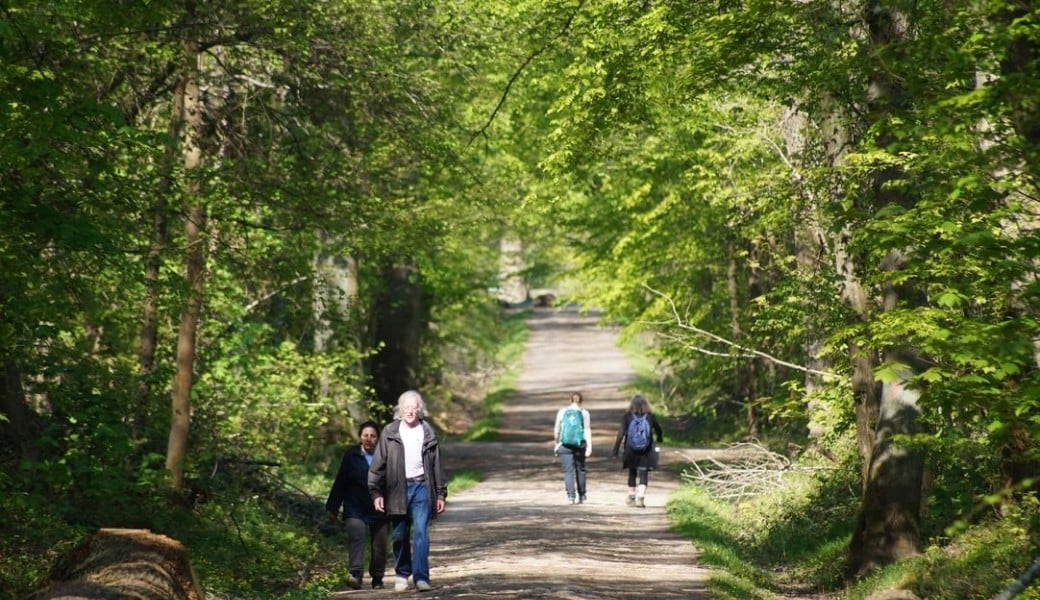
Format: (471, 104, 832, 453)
(394, 576, 409, 591)
(416, 580, 432, 591)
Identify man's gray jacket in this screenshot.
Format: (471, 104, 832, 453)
(368, 419, 448, 516)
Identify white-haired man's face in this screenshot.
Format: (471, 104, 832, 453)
(400, 395, 421, 427)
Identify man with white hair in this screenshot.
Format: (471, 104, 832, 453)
(368, 390, 447, 592)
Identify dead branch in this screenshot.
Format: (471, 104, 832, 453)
(642, 283, 841, 380)
(679, 441, 832, 502)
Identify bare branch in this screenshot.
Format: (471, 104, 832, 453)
(468, 0, 587, 145)
(643, 283, 841, 380)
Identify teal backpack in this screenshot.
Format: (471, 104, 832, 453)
(559, 408, 584, 446)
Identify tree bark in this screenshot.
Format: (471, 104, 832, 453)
(726, 236, 757, 435)
(135, 83, 180, 444)
(30, 528, 204, 600)
(313, 229, 361, 423)
(826, 100, 882, 481)
(999, 0, 1040, 179)
(846, 360, 924, 578)
(497, 235, 527, 305)
(993, 1, 1040, 492)
(166, 24, 206, 491)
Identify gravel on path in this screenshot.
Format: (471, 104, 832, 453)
(332, 307, 711, 599)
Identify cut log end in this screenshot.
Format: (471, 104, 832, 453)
(31, 528, 204, 600)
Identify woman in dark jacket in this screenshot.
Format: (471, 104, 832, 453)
(326, 420, 388, 589)
(612, 394, 664, 508)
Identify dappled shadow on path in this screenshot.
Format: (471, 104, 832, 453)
(333, 307, 710, 599)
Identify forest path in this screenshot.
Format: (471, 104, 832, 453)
(329, 306, 718, 598)
(422, 307, 709, 598)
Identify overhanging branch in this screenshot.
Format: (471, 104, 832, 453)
(643, 283, 841, 380)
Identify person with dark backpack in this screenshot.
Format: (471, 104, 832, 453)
(611, 394, 663, 507)
(553, 392, 592, 505)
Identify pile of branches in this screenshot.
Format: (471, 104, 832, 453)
(679, 441, 829, 502)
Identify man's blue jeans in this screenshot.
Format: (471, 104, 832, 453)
(559, 446, 587, 500)
(391, 480, 432, 583)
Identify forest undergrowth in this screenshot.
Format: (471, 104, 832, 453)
(660, 432, 1040, 600)
(0, 310, 529, 600)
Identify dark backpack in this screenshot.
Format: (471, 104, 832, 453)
(626, 413, 651, 451)
(559, 407, 584, 446)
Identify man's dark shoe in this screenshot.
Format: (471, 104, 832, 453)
(372, 578, 384, 589)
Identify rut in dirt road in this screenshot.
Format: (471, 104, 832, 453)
(424, 307, 711, 599)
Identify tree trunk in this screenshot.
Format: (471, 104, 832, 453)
(999, 0, 1040, 179)
(843, 0, 926, 577)
(166, 27, 206, 491)
(0, 357, 39, 461)
(30, 528, 204, 600)
(497, 235, 527, 305)
(826, 95, 883, 479)
(779, 106, 835, 440)
(836, 232, 883, 481)
(797, 221, 832, 439)
(846, 360, 923, 578)
(725, 236, 757, 435)
(993, 1, 1040, 493)
(367, 262, 425, 417)
(313, 229, 360, 423)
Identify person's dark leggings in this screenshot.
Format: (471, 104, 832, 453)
(627, 466, 649, 487)
(345, 517, 388, 584)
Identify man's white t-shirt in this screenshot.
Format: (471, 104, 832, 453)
(401, 421, 425, 479)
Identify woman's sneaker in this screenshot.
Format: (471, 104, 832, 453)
(626, 494, 636, 506)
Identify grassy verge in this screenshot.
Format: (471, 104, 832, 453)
(462, 309, 530, 442)
(447, 469, 483, 494)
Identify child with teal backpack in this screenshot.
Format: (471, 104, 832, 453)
(554, 392, 592, 504)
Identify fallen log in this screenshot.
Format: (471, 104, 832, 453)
(28, 528, 204, 600)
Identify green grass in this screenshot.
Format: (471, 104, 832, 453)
(0, 487, 89, 600)
(666, 450, 1040, 600)
(448, 469, 483, 494)
(668, 486, 777, 595)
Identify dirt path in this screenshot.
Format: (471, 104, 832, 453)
(432, 307, 710, 598)
(332, 307, 714, 598)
